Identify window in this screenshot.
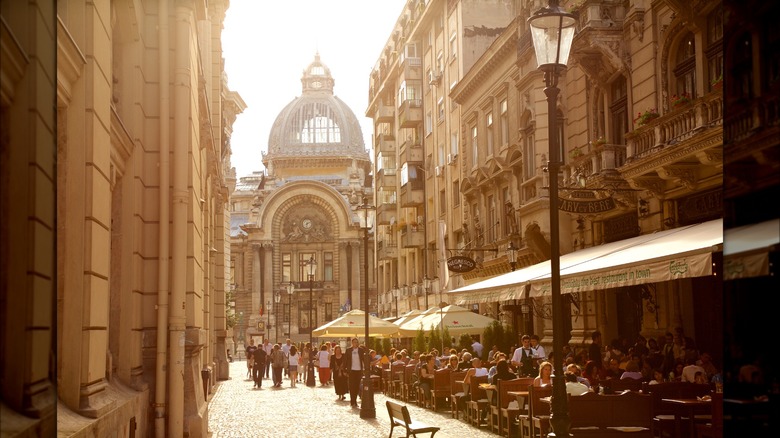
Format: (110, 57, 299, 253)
(500, 99, 509, 146)
(502, 187, 511, 236)
(674, 33, 697, 98)
(523, 128, 535, 179)
(486, 112, 494, 156)
(439, 189, 446, 215)
(610, 77, 628, 146)
(451, 131, 459, 156)
(487, 195, 497, 243)
(453, 180, 460, 207)
(425, 111, 433, 136)
(300, 115, 341, 144)
(450, 31, 457, 60)
(437, 50, 444, 74)
(283, 303, 290, 323)
(438, 97, 445, 122)
(471, 125, 478, 168)
(283, 253, 291, 282)
(733, 33, 753, 98)
(325, 302, 333, 321)
(438, 143, 445, 167)
(706, 7, 723, 90)
(324, 252, 333, 281)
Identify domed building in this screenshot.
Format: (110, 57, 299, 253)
(229, 54, 375, 350)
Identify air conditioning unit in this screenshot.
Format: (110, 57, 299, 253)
(447, 153, 458, 166)
(429, 70, 442, 85)
(435, 165, 442, 177)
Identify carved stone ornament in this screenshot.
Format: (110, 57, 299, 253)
(282, 216, 331, 243)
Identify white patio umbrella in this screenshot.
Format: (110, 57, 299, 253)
(398, 306, 440, 333)
(392, 309, 422, 327)
(411, 304, 496, 336)
(311, 309, 416, 338)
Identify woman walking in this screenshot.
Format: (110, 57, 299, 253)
(271, 344, 285, 387)
(317, 344, 331, 386)
(330, 345, 348, 400)
(288, 345, 300, 387)
(300, 342, 311, 384)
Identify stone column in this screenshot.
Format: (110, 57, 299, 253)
(249, 243, 261, 330)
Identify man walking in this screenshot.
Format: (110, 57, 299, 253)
(262, 339, 273, 379)
(345, 338, 366, 408)
(252, 346, 267, 388)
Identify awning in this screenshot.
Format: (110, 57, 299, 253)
(724, 218, 780, 279)
(448, 219, 722, 304)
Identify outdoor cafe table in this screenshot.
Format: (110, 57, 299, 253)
(507, 390, 530, 412)
(480, 384, 497, 405)
(661, 397, 711, 438)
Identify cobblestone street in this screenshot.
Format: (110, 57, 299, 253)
(209, 361, 499, 438)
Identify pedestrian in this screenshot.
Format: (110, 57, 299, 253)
(252, 346, 267, 389)
(282, 338, 292, 378)
(288, 345, 300, 387)
(330, 345, 348, 401)
(317, 344, 331, 386)
(345, 338, 366, 408)
(245, 339, 257, 379)
(262, 339, 273, 379)
(301, 342, 312, 385)
(271, 344, 285, 387)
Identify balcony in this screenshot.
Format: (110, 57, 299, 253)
(401, 141, 424, 164)
(399, 179, 424, 207)
(399, 99, 423, 128)
(625, 91, 723, 161)
(377, 133, 395, 154)
(376, 102, 394, 123)
(376, 167, 397, 188)
(376, 201, 397, 225)
(400, 227, 425, 248)
(568, 142, 627, 177)
(377, 240, 399, 261)
(401, 57, 422, 81)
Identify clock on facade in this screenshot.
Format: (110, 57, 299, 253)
(302, 218, 313, 230)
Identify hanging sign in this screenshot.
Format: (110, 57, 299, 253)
(558, 196, 616, 214)
(447, 255, 477, 273)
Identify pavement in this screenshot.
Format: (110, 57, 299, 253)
(208, 360, 499, 438)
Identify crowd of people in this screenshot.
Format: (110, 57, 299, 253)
(238, 327, 721, 410)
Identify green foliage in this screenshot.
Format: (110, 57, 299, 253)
(482, 320, 516, 359)
(381, 338, 392, 356)
(458, 333, 473, 352)
(428, 325, 442, 354)
(413, 327, 427, 353)
(442, 325, 452, 351)
(226, 308, 237, 329)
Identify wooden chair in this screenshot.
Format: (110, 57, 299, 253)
(519, 384, 552, 438)
(500, 377, 534, 437)
(390, 363, 405, 398)
(448, 370, 467, 419)
(386, 400, 440, 438)
(382, 367, 392, 395)
(696, 391, 723, 438)
(466, 375, 489, 427)
(603, 377, 643, 394)
(643, 382, 712, 438)
(402, 364, 417, 403)
(567, 391, 652, 438)
(430, 368, 452, 411)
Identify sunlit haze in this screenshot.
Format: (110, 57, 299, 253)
(223, 0, 406, 178)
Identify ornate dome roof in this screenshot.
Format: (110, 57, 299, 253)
(266, 54, 366, 158)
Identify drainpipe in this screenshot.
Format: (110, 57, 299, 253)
(154, 1, 170, 436)
(168, 3, 191, 437)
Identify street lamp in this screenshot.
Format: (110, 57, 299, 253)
(274, 291, 282, 344)
(306, 256, 317, 387)
(286, 282, 294, 339)
(357, 201, 376, 419)
(507, 241, 519, 271)
(392, 287, 399, 318)
(528, 1, 576, 437)
(423, 276, 431, 309)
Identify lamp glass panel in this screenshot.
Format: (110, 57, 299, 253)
(529, 14, 576, 66)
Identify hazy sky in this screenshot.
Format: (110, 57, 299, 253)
(222, 0, 407, 179)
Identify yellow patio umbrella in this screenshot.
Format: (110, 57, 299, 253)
(311, 309, 416, 338)
(412, 304, 496, 336)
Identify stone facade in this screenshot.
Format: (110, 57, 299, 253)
(229, 55, 375, 348)
(367, 0, 723, 357)
(52, 0, 242, 436)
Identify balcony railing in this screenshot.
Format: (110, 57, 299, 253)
(626, 91, 723, 160)
(725, 92, 780, 144)
(377, 167, 397, 188)
(377, 240, 399, 261)
(399, 99, 423, 128)
(568, 142, 627, 177)
(400, 228, 425, 248)
(376, 133, 395, 154)
(399, 180, 424, 207)
(376, 103, 394, 123)
(401, 141, 424, 164)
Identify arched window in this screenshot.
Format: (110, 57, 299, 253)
(610, 77, 628, 145)
(674, 33, 697, 98)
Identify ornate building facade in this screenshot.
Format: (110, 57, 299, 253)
(367, 0, 723, 358)
(229, 55, 375, 349)
(53, 1, 243, 436)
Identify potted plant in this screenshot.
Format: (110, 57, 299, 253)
(591, 136, 607, 147)
(569, 147, 584, 160)
(409, 221, 419, 232)
(711, 73, 723, 90)
(568, 0, 585, 15)
(634, 108, 660, 126)
(670, 93, 692, 109)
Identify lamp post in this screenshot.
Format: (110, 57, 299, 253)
(528, 1, 576, 436)
(507, 242, 518, 271)
(392, 287, 399, 318)
(274, 291, 282, 344)
(266, 301, 270, 343)
(423, 276, 431, 309)
(357, 201, 376, 419)
(306, 256, 317, 387)
(286, 282, 294, 339)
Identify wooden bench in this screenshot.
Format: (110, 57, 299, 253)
(386, 400, 440, 438)
(603, 377, 643, 394)
(448, 370, 467, 419)
(643, 382, 712, 437)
